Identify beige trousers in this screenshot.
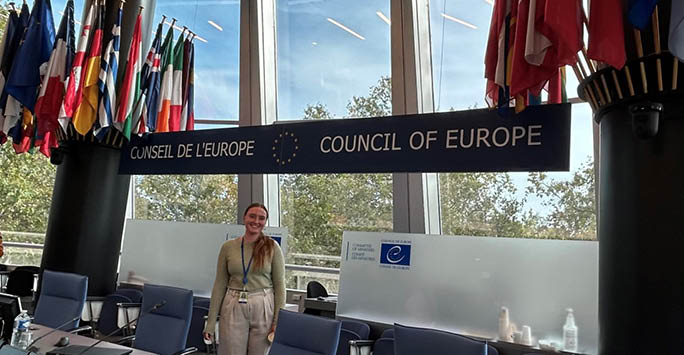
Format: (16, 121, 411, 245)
(218, 288, 274, 355)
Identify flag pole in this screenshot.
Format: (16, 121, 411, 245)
(651, 6, 663, 92)
(611, 70, 624, 100)
(633, 28, 648, 93)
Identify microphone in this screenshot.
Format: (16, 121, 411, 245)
(25, 316, 81, 354)
(76, 300, 166, 355)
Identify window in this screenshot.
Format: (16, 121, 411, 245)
(430, 1, 596, 240)
(276, 0, 392, 292)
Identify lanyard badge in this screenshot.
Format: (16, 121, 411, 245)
(240, 237, 254, 304)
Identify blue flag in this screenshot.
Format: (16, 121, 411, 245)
(0, 4, 29, 119)
(628, 0, 660, 30)
(5, 0, 55, 113)
(142, 21, 164, 132)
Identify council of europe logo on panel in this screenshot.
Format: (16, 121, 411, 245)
(380, 243, 411, 266)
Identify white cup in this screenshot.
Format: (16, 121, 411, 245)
(521, 325, 532, 346)
(513, 331, 523, 344)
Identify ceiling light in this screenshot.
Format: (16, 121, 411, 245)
(376, 11, 390, 25)
(326, 18, 365, 40)
(312, 41, 318, 46)
(441, 13, 477, 29)
(207, 20, 223, 31)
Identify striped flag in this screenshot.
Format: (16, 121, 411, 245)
(180, 36, 193, 131)
(139, 20, 164, 133)
(94, 4, 122, 140)
(72, 2, 104, 135)
(169, 31, 186, 131)
(34, 0, 75, 156)
(114, 10, 143, 140)
(58, 2, 95, 131)
(0, 4, 28, 138)
(156, 26, 174, 132)
(0, 9, 21, 143)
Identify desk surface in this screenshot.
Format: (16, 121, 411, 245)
(28, 324, 154, 355)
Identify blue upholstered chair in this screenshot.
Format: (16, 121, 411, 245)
(97, 288, 143, 335)
(33, 270, 88, 331)
(393, 323, 490, 355)
(372, 328, 395, 355)
(337, 319, 370, 355)
(131, 284, 195, 355)
(269, 310, 341, 355)
(185, 297, 210, 353)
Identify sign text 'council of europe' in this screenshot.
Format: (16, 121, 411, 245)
(119, 104, 571, 174)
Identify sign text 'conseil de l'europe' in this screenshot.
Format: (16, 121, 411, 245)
(119, 104, 571, 175)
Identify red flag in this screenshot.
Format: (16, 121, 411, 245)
(542, 0, 583, 66)
(484, 0, 512, 107)
(510, 0, 557, 98)
(587, 0, 626, 69)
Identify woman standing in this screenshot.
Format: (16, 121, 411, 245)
(203, 203, 286, 355)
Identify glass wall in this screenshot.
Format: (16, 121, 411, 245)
(430, 1, 596, 240)
(276, 0, 392, 292)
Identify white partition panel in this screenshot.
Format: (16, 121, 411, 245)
(338, 231, 598, 354)
(119, 219, 288, 297)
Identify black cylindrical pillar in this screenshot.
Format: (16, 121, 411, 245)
(598, 100, 684, 354)
(41, 142, 130, 296)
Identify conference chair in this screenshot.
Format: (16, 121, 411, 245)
(96, 288, 143, 336)
(4, 266, 39, 297)
(393, 323, 490, 355)
(127, 284, 196, 355)
(269, 309, 341, 355)
(336, 319, 370, 355)
(306, 281, 329, 298)
(185, 297, 210, 353)
(32, 270, 88, 332)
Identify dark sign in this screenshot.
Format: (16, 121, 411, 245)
(119, 104, 571, 174)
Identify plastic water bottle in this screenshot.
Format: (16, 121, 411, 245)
(10, 311, 31, 349)
(563, 308, 578, 352)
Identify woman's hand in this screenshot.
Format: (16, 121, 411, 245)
(203, 332, 213, 342)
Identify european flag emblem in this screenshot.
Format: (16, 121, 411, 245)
(380, 243, 411, 266)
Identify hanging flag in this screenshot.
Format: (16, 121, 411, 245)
(670, 0, 684, 61)
(628, 0, 660, 30)
(0, 9, 20, 144)
(59, 2, 95, 131)
(11, 108, 35, 154)
(156, 26, 174, 132)
(4, 0, 55, 113)
(182, 39, 194, 131)
(542, 0, 582, 66)
(140, 20, 164, 132)
(484, 0, 512, 108)
(587, 0, 626, 69)
(114, 9, 143, 140)
(72, 2, 104, 135)
(169, 31, 186, 131)
(510, 0, 557, 99)
(34, 0, 75, 156)
(1, 3, 30, 137)
(94, 3, 122, 140)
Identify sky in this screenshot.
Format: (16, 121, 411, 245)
(45, 0, 595, 213)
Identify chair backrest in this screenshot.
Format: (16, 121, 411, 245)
(306, 281, 329, 298)
(185, 305, 209, 352)
(33, 270, 88, 330)
(337, 319, 370, 355)
(5, 266, 39, 297)
(270, 310, 341, 355)
(373, 328, 395, 355)
(98, 288, 143, 335)
(393, 324, 487, 355)
(133, 284, 193, 355)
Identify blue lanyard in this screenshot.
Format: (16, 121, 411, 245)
(241, 237, 254, 287)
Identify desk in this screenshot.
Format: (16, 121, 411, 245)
(303, 297, 337, 318)
(22, 324, 154, 355)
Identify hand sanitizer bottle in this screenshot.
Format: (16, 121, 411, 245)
(563, 308, 578, 352)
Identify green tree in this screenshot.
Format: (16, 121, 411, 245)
(135, 174, 238, 224)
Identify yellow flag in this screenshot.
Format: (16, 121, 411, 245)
(72, 55, 101, 135)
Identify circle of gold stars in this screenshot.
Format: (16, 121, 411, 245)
(272, 131, 299, 166)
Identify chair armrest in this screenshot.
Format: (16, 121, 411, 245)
(349, 339, 374, 355)
(172, 347, 198, 355)
(68, 325, 92, 334)
(116, 302, 142, 308)
(113, 335, 136, 345)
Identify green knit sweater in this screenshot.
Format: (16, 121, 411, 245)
(204, 237, 286, 334)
